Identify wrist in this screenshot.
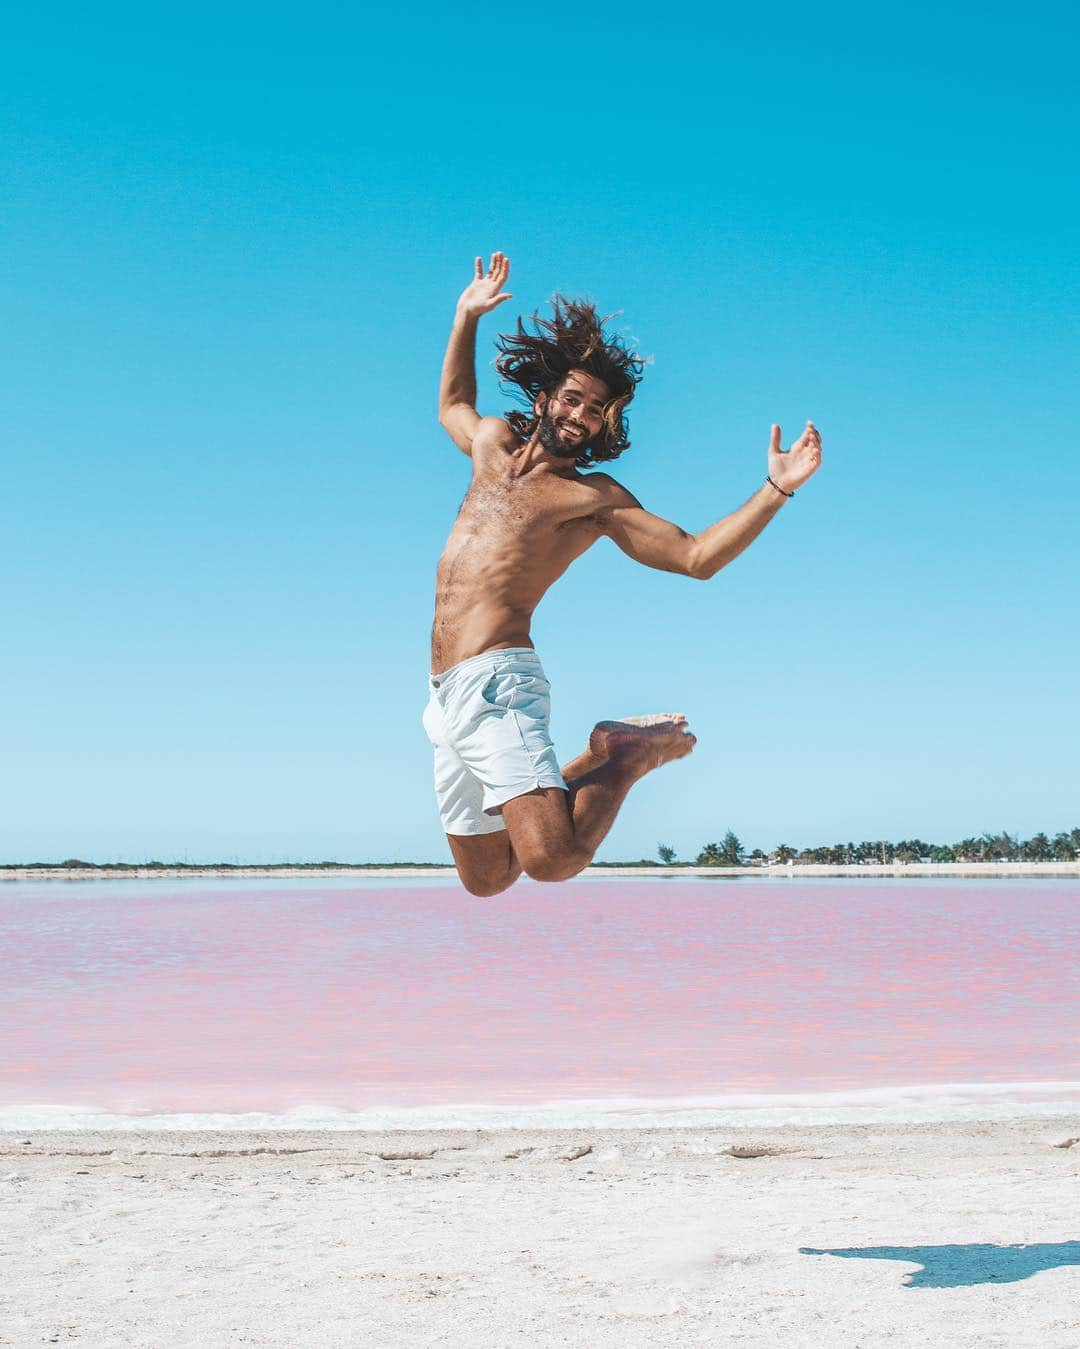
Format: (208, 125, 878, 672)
(454, 303, 481, 324)
(766, 474, 794, 500)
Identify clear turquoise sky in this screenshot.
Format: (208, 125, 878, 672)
(4, 3, 1077, 864)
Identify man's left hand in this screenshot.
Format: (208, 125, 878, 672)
(768, 421, 822, 494)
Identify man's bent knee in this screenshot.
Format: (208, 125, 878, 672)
(446, 831, 521, 898)
(501, 788, 584, 882)
(460, 872, 518, 898)
(520, 849, 590, 883)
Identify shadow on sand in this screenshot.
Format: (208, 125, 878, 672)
(800, 1241, 1080, 1289)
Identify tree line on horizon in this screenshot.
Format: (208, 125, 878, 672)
(8, 827, 1080, 871)
(656, 827, 1080, 868)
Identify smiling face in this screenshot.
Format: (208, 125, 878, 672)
(535, 369, 612, 458)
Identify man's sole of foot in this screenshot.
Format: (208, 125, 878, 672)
(590, 715, 696, 770)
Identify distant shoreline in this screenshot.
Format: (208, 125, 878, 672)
(3, 862, 1079, 881)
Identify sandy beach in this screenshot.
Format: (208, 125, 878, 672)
(4, 861, 1080, 883)
(3, 1118, 1079, 1347)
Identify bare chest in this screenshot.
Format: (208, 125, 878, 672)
(458, 470, 581, 534)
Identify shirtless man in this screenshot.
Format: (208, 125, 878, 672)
(424, 251, 822, 896)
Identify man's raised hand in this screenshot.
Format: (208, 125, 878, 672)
(768, 421, 823, 495)
(457, 251, 513, 318)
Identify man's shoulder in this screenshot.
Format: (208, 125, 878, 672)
(471, 416, 518, 454)
(578, 470, 638, 508)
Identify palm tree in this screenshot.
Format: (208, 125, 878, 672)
(720, 831, 745, 867)
(696, 842, 723, 866)
(895, 839, 932, 864)
(1021, 833, 1051, 861)
(1051, 832, 1076, 861)
(657, 844, 676, 865)
(772, 844, 797, 864)
(981, 831, 1019, 861)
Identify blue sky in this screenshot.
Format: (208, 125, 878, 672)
(3, 3, 1077, 863)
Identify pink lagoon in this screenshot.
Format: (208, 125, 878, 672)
(3, 876, 1079, 1128)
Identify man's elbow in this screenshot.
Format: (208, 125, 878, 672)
(686, 548, 725, 581)
(685, 543, 711, 581)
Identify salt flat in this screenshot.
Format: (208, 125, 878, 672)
(3, 1118, 1079, 1347)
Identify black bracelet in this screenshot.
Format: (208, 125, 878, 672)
(767, 475, 794, 499)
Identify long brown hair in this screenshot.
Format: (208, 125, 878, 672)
(495, 295, 645, 465)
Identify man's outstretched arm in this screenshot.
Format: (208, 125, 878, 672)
(594, 422, 823, 579)
(438, 251, 513, 455)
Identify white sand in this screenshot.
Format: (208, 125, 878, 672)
(4, 862, 1080, 879)
(3, 1118, 1079, 1346)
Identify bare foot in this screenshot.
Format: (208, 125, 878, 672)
(590, 714, 696, 774)
(576, 715, 687, 772)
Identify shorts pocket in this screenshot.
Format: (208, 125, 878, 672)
(480, 669, 550, 712)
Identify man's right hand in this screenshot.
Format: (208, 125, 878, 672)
(456, 251, 513, 318)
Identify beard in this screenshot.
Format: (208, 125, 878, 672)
(537, 411, 589, 458)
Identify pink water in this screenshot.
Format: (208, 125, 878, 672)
(2, 878, 1078, 1116)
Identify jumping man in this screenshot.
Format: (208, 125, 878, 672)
(424, 252, 822, 896)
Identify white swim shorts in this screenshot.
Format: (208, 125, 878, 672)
(421, 647, 568, 836)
